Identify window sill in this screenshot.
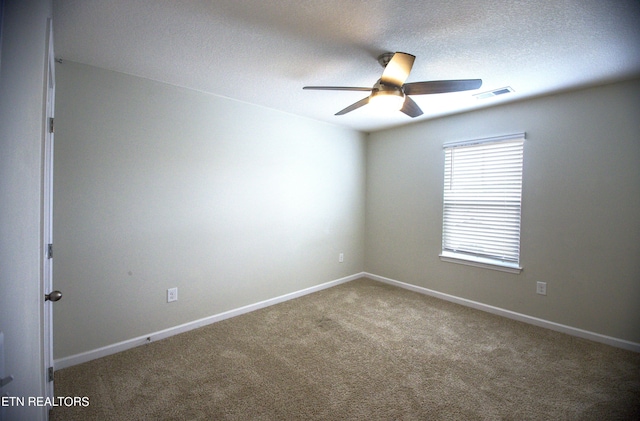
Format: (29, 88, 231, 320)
(439, 252, 522, 274)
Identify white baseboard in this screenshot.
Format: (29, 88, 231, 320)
(54, 272, 365, 370)
(55, 270, 638, 370)
(364, 272, 640, 353)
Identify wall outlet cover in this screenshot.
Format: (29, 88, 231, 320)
(536, 282, 547, 296)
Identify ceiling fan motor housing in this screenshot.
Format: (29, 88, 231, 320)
(372, 79, 405, 95)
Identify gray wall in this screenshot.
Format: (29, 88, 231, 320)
(53, 62, 367, 359)
(0, 0, 51, 420)
(365, 79, 640, 343)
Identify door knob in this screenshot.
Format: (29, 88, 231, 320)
(45, 290, 62, 302)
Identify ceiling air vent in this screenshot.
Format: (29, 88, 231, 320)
(474, 86, 514, 100)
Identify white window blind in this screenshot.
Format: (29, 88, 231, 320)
(442, 134, 524, 270)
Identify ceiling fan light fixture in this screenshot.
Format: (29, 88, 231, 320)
(368, 89, 405, 112)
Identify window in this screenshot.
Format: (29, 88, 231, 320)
(440, 133, 525, 273)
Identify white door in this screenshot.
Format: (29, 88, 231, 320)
(43, 18, 58, 414)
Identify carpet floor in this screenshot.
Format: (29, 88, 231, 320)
(51, 278, 640, 420)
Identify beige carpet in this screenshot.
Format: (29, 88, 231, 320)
(51, 278, 640, 420)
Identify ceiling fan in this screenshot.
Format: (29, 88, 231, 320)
(303, 52, 482, 118)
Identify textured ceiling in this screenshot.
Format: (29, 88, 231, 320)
(53, 0, 640, 132)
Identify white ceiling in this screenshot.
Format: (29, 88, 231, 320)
(53, 0, 640, 133)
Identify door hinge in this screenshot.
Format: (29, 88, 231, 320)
(48, 367, 54, 382)
(47, 244, 53, 259)
(49, 117, 54, 133)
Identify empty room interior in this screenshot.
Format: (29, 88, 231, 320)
(1, 0, 640, 420)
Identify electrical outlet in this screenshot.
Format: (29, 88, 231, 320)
(167, 287, 178, 302)
(536, 282, 547, 296)
(339, 253, 344, 263)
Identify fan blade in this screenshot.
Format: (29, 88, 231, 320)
(335, 97, 370, 115)
(400, 96, 424, 118)
(403, 79, 482, 95)
(303, 86, 372, 92)
(381, 52, 415, 87)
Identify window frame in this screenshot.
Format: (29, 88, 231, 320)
(439, 133, 525, 274)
